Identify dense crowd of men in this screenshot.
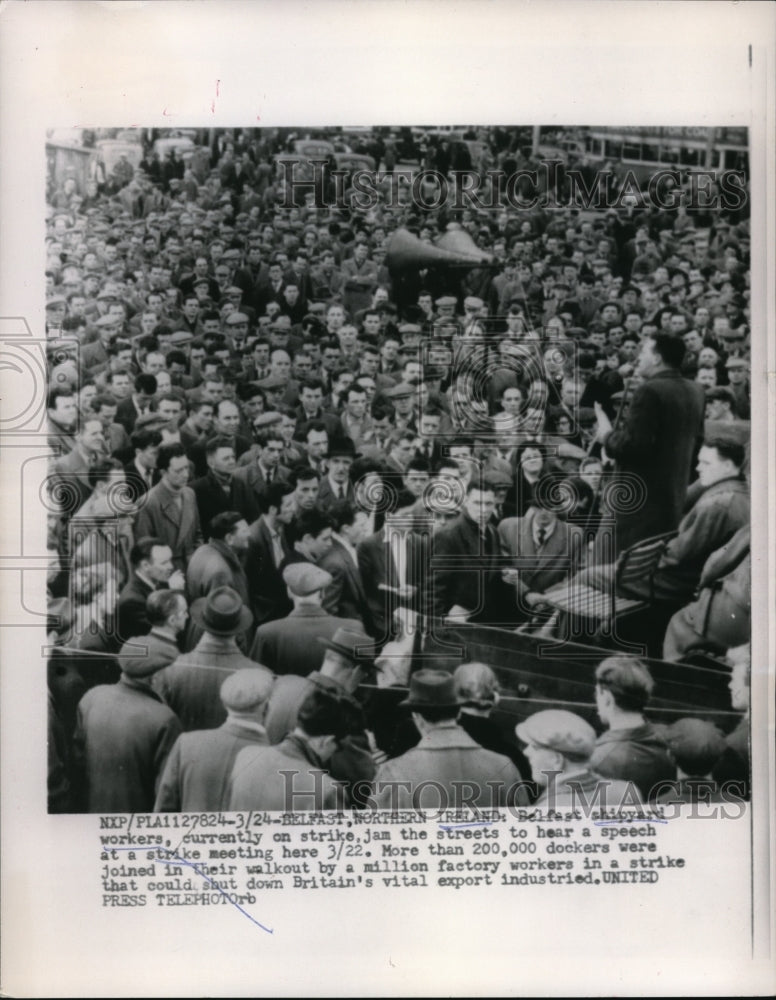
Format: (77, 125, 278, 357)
(45, 126, 751, 813)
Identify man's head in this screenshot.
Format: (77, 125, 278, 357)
(213, 398, 240, 436)
(463, 480, 496, 526)
(146, 588, 188, 636)
(293, 508, 335, 561)
(205, 434, 237, 479)
(157, 442, 189, 491)
(219, 667, 274, 724)
(130, 536, 175, 583)
(636, 333, 685, 377)
(48, 386, 78, 428)
(695, 436, 745, 487)
(516, 709, 597, 786)
(595, 656, 654, 726)
(209, 510, 251, 551)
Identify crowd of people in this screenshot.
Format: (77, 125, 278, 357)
(44, 126, 751, 813)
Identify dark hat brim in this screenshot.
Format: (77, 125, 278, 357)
(190, 598, 253, 637)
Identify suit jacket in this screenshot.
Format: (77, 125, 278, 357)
(373, 721, 527, 809)
(316, 474, 355, 510)
(190, 471, 240, 538)
(80, 338, 110, 374)
(320, 537, 371, 628)
(154, 719, 270, 812)
(357, 528, 430, 643)
(232, 461, 290, 524)
(51, 446, 94, 517)
(245, 516, 293, 626)
(431, 513, 502, 623)
(74, 677, 181, 813)
(116, 395, 154, 434)
(133, 479, 202, 571)
(123, 460, 158, 504)
(117, 572, 156, 640)
(603, 368, 705, 554)
(498, 510, 585, 599)
(152, 634, 262, 732)
(228, 732, 346, 811)
(249, 605, 361, 676)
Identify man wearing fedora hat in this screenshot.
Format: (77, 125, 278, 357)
(153, 586, 258, 732)
(516, 709, 639, 810)
(228, 678, 349, 812)
(155, 667, 274, 813)
(73, 635, 183, 813)
(263, 625, 380, 805)
(249, 563, 361, 677)
(316, 435, 356, 509)
(372, 669, 527, 810)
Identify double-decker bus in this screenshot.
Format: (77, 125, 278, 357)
(581, 126, 748, 181)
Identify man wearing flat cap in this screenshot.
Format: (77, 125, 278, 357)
(516, 709, 638, 809)
(249, 563, 361, 677)
(153, 586, 257, 732)
(73, 635, 182, 813)
(155, 667, 274, 813)
(372, 669, 528, 810)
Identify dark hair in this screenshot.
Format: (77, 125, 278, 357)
(411, 704, 460, 723)
(47, 386, 75, 409)
(146, 589, 185, 626)
(134, 373, 158, 395)
(296, 507, 334, 540)
(92, 393, 118, 411)
(157, 442, 187, 472)
(300, 377, 325, 393)
(87, 457, 122, 491)
(259, 479, 296, 513)
(650, 332, 686, 369)
(288, 462, 320, 486)
(703, 434, 745, 470)
(305, 420, 328, 439)
(205, 433, 236, 456)
(595, 656, 654, 712)
(130, 535, 167, 567)
(328, 499, 357, 532)
(297, 685, 348, 739)
(131, 428, 163, 452)
(209, 510, 244, 540)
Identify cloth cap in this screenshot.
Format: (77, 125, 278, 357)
(516, 709, 596, 762)
(282, 562, 332, 596)
(385, 382, 415, 399)
(220, 666, 274, 711)
(252, 410, 282, 428)
(96, 314, 122, 328)
(226, 311, 249, 325)
(134, 411, 168, 431)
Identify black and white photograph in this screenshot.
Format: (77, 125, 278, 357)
(43, 121, 753, 816)
(1, 2, 773, 997)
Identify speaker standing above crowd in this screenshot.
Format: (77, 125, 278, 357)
(45, 126, 751, 813)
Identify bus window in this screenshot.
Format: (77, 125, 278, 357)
(659, 146, 679, 165)
(622, 142, 641, 160)
(642, 143, 660, 163)
(681, 147, 701, 167)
